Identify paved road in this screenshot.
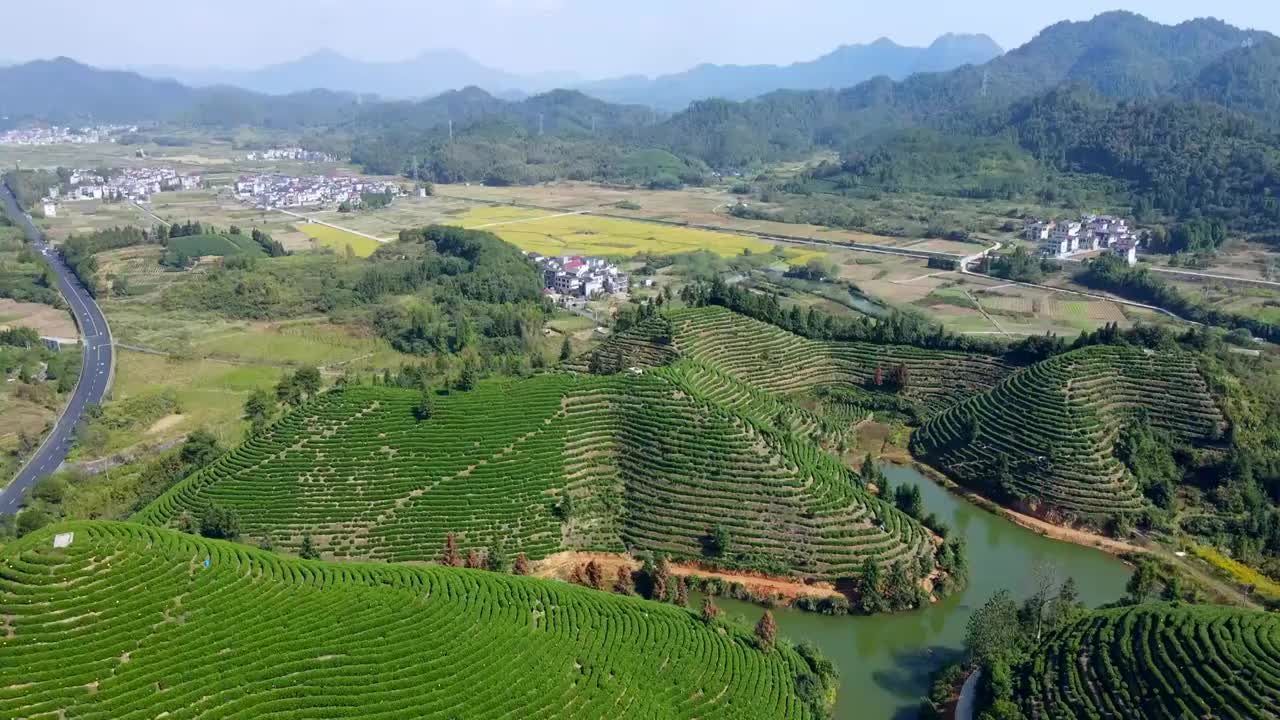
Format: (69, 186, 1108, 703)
(1, 183, 113, 515)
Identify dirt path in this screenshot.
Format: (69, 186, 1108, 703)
(533, 551, 842, 601)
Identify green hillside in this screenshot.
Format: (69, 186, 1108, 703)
(0, 522, 826, 719)
(911, 345, 1226, 517)
(135, 371, 935, 581)
(590, 305, 1014, 417)
(1009, 603, 1280, 719)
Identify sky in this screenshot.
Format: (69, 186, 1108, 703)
(7, 0, 1280, 78)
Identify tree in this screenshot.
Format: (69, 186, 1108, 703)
(701, 595, 721, 623)
(294, 366, 322, 399)
(674, 576, 688, 606)
(585, 560, 605, 590)
(965, 590, 1021, 664)
(15, 507, 50, 537)
(1161, 574, 1185, 602)
(513, 553, 531, 575)
(754, 610, 778, 650)
(465, 549, 482, 569)
(456, 366, 478, 392)
(176, 512, 198, 535)
(244, 388, 274, 427)
(613, 566, 635, 594)
(442, 533, 461, 567)
(704, 524, 731, 557)
(559, 335, 572, 362)
(651, 555, 671, 601)
(199, 504, 241, 540)
(485, 543, 508, 572)
(179, 429, 222, 469)
(275, 374, 302, 406)
(299, 534, 321, 560)
(894, 484, 923, 519)
(857, 558, 887, 614)
(414, 389, 435, 421)
(1126, 560, 1160, 603)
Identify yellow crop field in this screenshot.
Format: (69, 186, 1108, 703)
(1194, 545, 1280, 600)
(457, 206, 827, 261)
(298, 223, 386, 257)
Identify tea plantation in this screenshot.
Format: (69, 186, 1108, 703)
(135, 371, 934, 579)
(1011, 603, 1280, 719)
(911, 345, 1226, 516)
(589, 306, 1014, 417)
(0, 522, 823, 719)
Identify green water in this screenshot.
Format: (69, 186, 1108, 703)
(708, 464, 1132, 720)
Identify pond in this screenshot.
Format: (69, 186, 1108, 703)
(707, 464, 1132, 720)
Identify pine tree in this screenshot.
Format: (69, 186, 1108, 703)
(585, 560, 605, 590)
(613, 566, 635, 594)
(754, 610, 777, 650)
(701, 595, 721, 623)
(442, 533, 461, 567)
(299, 534, 320, 560)
(559, 336, 572, 362)
(513, 553, 530, 575)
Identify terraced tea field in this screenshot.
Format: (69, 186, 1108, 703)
(0, 522, 822, 719)
(1012, 603, 1280, 720)
(590, 306, 1014, 417)
(912, 345, 1226, 516)
(136, 371, 934, 579)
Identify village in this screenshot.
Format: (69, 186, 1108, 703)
(528, 252, 633, 302)
(40, 166, 202, 217)
(1024, 214, 1141, 265)
(234, 173, 402, 209)
(0, 124, 134, 146)
(245, 147, 338, 163)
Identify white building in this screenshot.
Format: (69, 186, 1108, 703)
(41, 202, 56, 218)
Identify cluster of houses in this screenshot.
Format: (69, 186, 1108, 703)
(529, 253, 631, 299)
(245, 147, 337, 163)
(233, 174, 401, 209)
(41, 167, 201, 217)
(1024, 214, 1141, 265)
(0, 124, 133, 146)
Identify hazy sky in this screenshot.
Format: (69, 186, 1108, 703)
(8, 0, 1280, 78)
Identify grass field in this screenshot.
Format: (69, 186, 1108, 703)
(455, 206, 828, 263)
(2, 521, 825, 720)
(296, 222, 386, 256)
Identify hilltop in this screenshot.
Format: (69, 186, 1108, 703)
(1005, 603, 1280, 719)
(911, 344, 1226, 518)
(0, 521, 830, 719)
(135, 368, 940, 584)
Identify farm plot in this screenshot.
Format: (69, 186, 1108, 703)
(1011, 603, 1280, 720)
(911, 345, 1227, 517)
(297, 223, 386, 257)
(1, 521, 821, 720)
(135, 369, 936, 581)
(454, 206, 827, 260)
(167, 232, 265, 257)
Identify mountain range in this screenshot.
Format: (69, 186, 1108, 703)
(577, 34, 1002, 109)
(122, 34, 1000, 108)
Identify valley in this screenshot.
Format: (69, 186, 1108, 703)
(4, 7, 1280, 720)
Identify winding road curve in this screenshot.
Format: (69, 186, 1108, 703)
(1, 183, 114, 515)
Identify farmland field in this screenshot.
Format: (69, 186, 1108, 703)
(1, 521, 826, 720)
(136, 365, 937, 581)
(455, 206, 829, 263)
(1010, 603, 1280, 719)
(167, 232, 264, 257)
(296, 222, 387, 256)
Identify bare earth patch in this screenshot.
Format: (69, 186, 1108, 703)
(533, 551, 842, 603)
(146, 414, 186, 435)
(0, 299, 78, 338)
